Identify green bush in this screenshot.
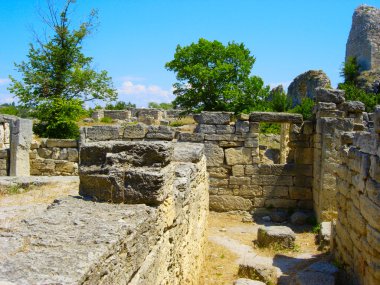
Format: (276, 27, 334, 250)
(105, 101, 136, 110)
(338, 83, 380, 112)
(259, 122, 281, 134)
(340, 56, 360, 84)
(270, 89, 291, 112)
(290, 97, 314, 120)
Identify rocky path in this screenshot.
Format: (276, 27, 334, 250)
(201, 212, 328, 285)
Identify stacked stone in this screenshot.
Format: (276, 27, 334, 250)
(313, 88, 364, 221)
(0, 149, 9, 176)
(29, 139, 79, 176)
(0, 119, 10, 176)
(332, 106, 380, 285)
(91, 109, 132, 121)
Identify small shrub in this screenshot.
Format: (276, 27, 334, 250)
(169, 117, 195, 127)
(340, 56, 360, 84)
(100, 116, 113, 123)
(290, 97, 314, 120)
(338, 83, 380, 112)
(259, 122, 281, 134)
(312, 223, 321, 234)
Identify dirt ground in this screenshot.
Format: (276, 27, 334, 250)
(200, 212, 328, 285)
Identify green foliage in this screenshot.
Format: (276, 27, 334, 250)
(312, 223, 321, 234)
(338, 83, 380, 112)
(340, 56, 360, 84)
(165, 38, 269, 114)
(8, 0, 117, 138)
(148, 102, 173, 110)
(259, 123, 281, 134)
(290, 97, 314, 120)
(33, 98, 84, 139)
(105, 101, 136, 110)
(270, 89, 291, 112)
(0, 103, 31, 118)
(100, 116, 113, 123)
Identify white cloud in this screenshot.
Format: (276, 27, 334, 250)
(0, 78, 10, 85)
(117, 80, 174, 107)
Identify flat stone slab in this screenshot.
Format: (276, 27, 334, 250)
(193, 111, 233, 125)
(295, 261, 338, 285)
(257, 226, 295, 248)
(234, 278, 266, 285)
(249, 112, 303, 123)
(0, 196, 156, 285)
(238, 262, 277, 285)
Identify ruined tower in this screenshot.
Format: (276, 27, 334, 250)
(346, 5, 380, 71)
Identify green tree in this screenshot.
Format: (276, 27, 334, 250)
(340, 56, 360, 84)
(8, 0, 117, 138)
(270, 89, 291, 112)
(165, 38, 269, 114)
(105, 101, 136, 110)
(148, 102, 173, 110)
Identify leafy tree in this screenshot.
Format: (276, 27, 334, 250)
(148, 102, 173, 110)
(8, 0, 117, 138)
(338, 83, 380, 112)
(165, 38, 269, 114)
(290, 97, 314, 120)
(269, 89, 291, 112)
(340, 56, 360, 84)
(105, 101, 136, 110)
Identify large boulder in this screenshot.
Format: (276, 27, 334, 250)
(356, 69, 380, 94)
(346, 5, 380, 71)
(287, 70, 331, 106)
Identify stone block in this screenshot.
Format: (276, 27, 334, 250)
(366, 178, 380, 207)
(238, 262, 277, 285)
(123, 123, 148, 139)
(55, 161, 76, 173)
(294, 176, 313, 187)
(86, 126, 121, 141)
(245, 164, 259, 175)
(257, 226, 295, 248)
(262, 186, 289, 198)
(216, 125, 235, 134)
(205, 134, 244, 141)
(204, 143, 224, 167)
(37, 148, 52, 159)
(234, 185, 262, 197)
(208, 166, 229, 178)
(178, 132, 204, 142)
(315, 88, 345, 104)
(230, 176, 251, 185)
(249, 112, 303, 124)
(235, 120, 250, 134)
(295, 262, 338, 285)
(289, 187, 312, 200)
(374, 106, 380, 134)
(173, 143, 204, 163)
(58, 148, 68, 160)
(360, 195, 380, 232)
(232, 165, 245, 176)
(339, 101, 365, 113)
(234, 278, 265, 285)
(314, 102, 337, 111)
(146, 126, 175, 140)
(209, 195, 252, 211)
(209, 178, 229, 187)
(0, 149, 8, 159)
(249, 122, 260, 134)
(244, 138, 259, 148)
(316, 117, 354, 134)
(353, 132, 378, 155)
(193, 111, 233, 125)
(225, 147, 252, 165)
(194, 124, 216, 134)
(46, 139, 78, 148)
(290, 211, 309, 225)
(104, 110, 131, 120)
(237, 113, 250, 121)
(252, 175, 293, 186)
(67, 148, 79, 162)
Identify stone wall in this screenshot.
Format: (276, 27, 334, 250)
(0, 118, 10, 176)
(313, 88, 365, 221)
(29, 139, 79, 176)
(81, 111, 315, 213)
(0, 141, 208, 284)
(332, 107, 380, 285)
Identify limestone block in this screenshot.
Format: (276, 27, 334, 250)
(245, 165, 259, 175)
(103, 110, 131, 120)
(252, 197, 265, 207)
(347, 203, 366, 235)
(249, 112, 303, 124)
(146, 126, 175, 140)
(173, 143, 204, 163)
(252, 175, 293, 186)
(234, 278, 265, 285)
(353, 132, 378, 155)
(219, 141, 244, 147)
(339, 101, 365, 113)
(315, 88, 345, 104)
(366, 178, 380, 207)
(10, 118, 33, 176)
(249, 122, 260, 134)
(234, 185, 262, 197)
(289, 187, 312, 200)
(360, 195, 380, 232)
(204, 143, 224, 167)
(29, 149, 37, 160)
(232, 165, 245, 176)
(295, 261, 338, 285)
(262, 186, 289, 198)
(86, 126, 121, 141)
(216, 125, 235, 134)
(244, 138, 259, 148)
(317, 110, 345, 118)
(51, 148, 60, 160)
(225, 147, 252, 165)
(230, 176, 251, 186)
(238, 262, 277, 285)
(264, 199, 297, 208)
(209, 195, 252, 211)
(205, 134, 245, 141)
(55, 161, 76, 173)
(0, 149, 8, 159)
(209, 178, 229, 187)
(67, 148, 79, 162)
(0, 159, 8, 170)
(195, 124, 216, 134)
(290, 211, 309, 225)
(237, 113, 250, 121)
(37, 148, 52, 159)
(257, 226, 295, 248)
(193, 111, 233, 125)
(177, 132, 204, 142)
(123, 123, 148, 139)
(314, 102, 337, 111)
(46, 139, 78, 148)
(208, 166, 229, 178)
(235, 120, 250, 134)
(30, 140, 40, 149)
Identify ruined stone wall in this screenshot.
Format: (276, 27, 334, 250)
(313, 88, 365, 221)
(332, 107, 380, 285)
(346, 5, 380, 71)
(29, 139, 79, 176)
(0, 119, 10, 176)
(81, 111, 315, 213)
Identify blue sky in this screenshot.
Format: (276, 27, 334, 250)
(1, 0, 379, 107)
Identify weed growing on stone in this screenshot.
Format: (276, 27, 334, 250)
(100, 117, 113, 123)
